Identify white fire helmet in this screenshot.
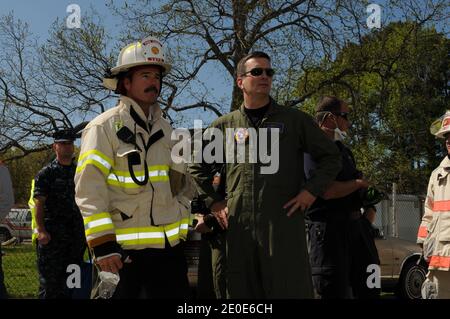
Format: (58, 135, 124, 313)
(431, 110, 450, 138)
(103, 36, 172, 91)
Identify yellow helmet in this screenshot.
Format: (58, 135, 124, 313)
(103, 36, 171, 90)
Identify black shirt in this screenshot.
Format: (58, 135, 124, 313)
(34, 159, 82, 224)
(244, 102, 270, 127)
(305, 141, 363, 221)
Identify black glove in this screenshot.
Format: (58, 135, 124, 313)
(191, 197, 211, 215)
(360, 186, 386, 207)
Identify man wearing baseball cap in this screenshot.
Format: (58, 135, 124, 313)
(32, 129, 87, 298)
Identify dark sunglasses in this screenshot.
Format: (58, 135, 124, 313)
(243, 67, 275, 77)
(332, 112, 349, 120)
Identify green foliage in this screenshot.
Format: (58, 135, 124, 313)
(3, 244, 39, 298)
(3, 149, 54, 206)
(296, 22, 450, 194)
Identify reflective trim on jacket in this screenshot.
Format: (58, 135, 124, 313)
(418, 156, 450, 271)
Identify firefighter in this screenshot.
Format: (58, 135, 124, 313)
(189, 51, 341, 298)
(75, 36, 193, 299)
(32, 130, 87, 299)
(418, 110, 450, 299)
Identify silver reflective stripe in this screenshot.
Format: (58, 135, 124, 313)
(108, 170, 167, 183)
(80, 154, 112, 169)
(149, 170, 168, 177)
(180, 223, 188, 231)
(165, 227, 180, 238)
(85, 217, 113, 230)
(108, 174, 146, 183)
(116, 232, 165, 241)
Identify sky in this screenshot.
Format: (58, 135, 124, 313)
(0, 0, 448, 129)
(0, 0, 232, 127)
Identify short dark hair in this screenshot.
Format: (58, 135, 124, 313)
(236, 51, 271, 77)
(315, 96, 345, 123)
(115, 71, 133, 95)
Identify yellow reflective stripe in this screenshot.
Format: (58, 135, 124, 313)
(149, 165, 169, 171)
(83, 212, 112, 224)
(77, 150, 113, 176)
(78, 149, 113, 166)
(116, 219, 190, 246)
(107, 173, 145, 189)
(112, 165, 169, 177)
(83, 212, 115, 236)
(150, 175, 169, 182)
(107, 168, 169, 188)
(118, 237, 166, 246)
(85, 223, 115, 236)
(107, 179, 142, 189)
(116, 226, 166, 235)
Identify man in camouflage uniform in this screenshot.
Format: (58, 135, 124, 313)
(33, 130, 86, 299)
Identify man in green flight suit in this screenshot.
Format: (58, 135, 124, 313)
(188, 51, 342, 298)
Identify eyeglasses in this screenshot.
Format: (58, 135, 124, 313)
(332, 112, 349, 121)
(242, 67, 275, 77)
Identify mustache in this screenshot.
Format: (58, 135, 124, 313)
(144, 86, 159, 94)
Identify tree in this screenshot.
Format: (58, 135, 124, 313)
(3, 149, 53, 205)
(0, 0, 447, 160)
(110, 0, 448, 113)
(109, 0, 366, 111)
(0, 13, 115, 160)
(295, 21, 450, 194)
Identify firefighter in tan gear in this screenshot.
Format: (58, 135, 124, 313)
(75, 36, 193, 298)
(418, 110, 450, 299)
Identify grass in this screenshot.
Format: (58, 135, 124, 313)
(2, 242, 39, 298)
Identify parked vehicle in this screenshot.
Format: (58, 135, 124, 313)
(183, 226, 428, 299)
(375, 228, 428, 299)
(0, 208, 32, 243)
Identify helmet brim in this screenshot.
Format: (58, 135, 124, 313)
(110, 61, 171, 76)
(104, 61, 171, 91)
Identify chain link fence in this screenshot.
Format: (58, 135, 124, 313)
(373, 183, 424, 243)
